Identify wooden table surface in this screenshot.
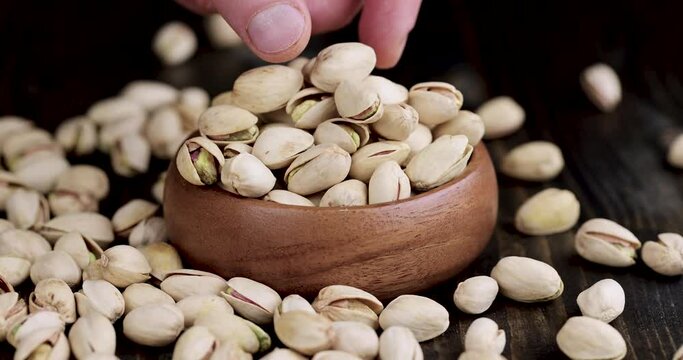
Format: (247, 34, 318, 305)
(1, 1, 682, 359)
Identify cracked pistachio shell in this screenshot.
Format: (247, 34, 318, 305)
(0, 229, 51, 263)
(160, 269, 228, 301)
(320, 180, 367, 207)
(194, 311, 262, 354)
(30, 250, 82, 287)
(252, 127, 314, 169)
(146, 106, 186, 159)
(350, 141, 411, 182)
(232, 65, 304, 114)
(515, 188, 580, 236)
(274, 294, 315, 324)
(379, 295, 449, 342)
(314, 119, 370, 154)
(404, 135, 473, 191)
(152, 21, 197, 66)
(403, 124, 433, 162)
(477, 96, 525, 139)
(378, 326, 423, 360)
(432, 110, 485, 146)
(334, 80, 383, 123)
(580, 63, 621, 113)
(220, 153, 277, 198)
(331, 321, 379, 359)
(40, 212, 114, 246)
(54, 165, 109, 201)
(53, 231, 103, 270)
(75, 280, 125, 322)
(14, 152, 70, 193)
(0, 292, 28, 341)
(222, 277, 282, 325)
(275, 311, 333, 355)
(313, 351, 361, 360)
(261, 348, 307, 360)
(198, 105, 259, 145)
(501, 141, 564, 181)
(574, 218, 641, 267)
(68, 312, 116, 360)
(123, 303, 184, 346)
(121, 80, 178, 111)
(86, 97, 145, 126)
(490, 256, 563, 303)
(0, 116, 33, 150)
(464, 318, 506, 354)
(2, 128, 59, 168)
(285, 144, 352, 196)
(312, 285, 383, 329)
(310, 43, 376, 93)
(84, 245, 151, 288)
(6, 189, 49, 230)
(111, 134, 151, 177)
(408, 82, 464, 126)
(556, 316, 627, 360)
(0, 256, 30, 286)
(372, 103, 419, 141)
(14, 329, 70, 360)
(152, 172, 166, 204)
(368, 161, 411, 204)
(172, 325, 218, 360)
(128, 216, 167, 247)
(0, 171, 26, 210)
(55, 116, 97, 156)
(204, 13, 242, 48)
(111, 199, 159, 236)
(577, 279, 625, 323)
(224, 143, 253, 158)
(122, 283, 175, 314)
(263, 190, 315, 207)
(453, 276, 499, 315)
(361, 76, 409, 105)
(141, 242, 183, 279)
(642, 233, 683, 276)
(458, 351, 507, 360)
(176, 137, 225, 186)
(285, 88, 338, 129)
(177, 295, 234, 327)
(97, 113, 146, 154)
(30, 279, 76, 324)
(8, 310, 65, 348)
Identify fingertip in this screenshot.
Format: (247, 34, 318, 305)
(373, 36, 407, 69)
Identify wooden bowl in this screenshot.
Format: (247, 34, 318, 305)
(164, 143, 498, 299)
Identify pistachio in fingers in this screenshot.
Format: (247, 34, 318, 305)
(576, 279, 624, 323)
(310, 42, 376, 92)
(320, 180, 368, 207)
(404, 135, 473, 191)
(220, 153, 277, 198)
(286, 88, 339, 129)
(641, 233, 683, 276)
(408, 82, 464, 126)
(432, 110, 485, 146)
(574, 218, 641, 267)
(490, 256, 563, 303)
(176, 136, 225, 186)
(368, 161, 410, 204)
(252, 127, 314, 169)
(515, 188, 580, 236)
(232, 65, 304, 114)
(350, 141, 411, 182)
(285, 144, 352, 196)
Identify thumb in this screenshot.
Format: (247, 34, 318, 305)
(212, 0, 312, 63)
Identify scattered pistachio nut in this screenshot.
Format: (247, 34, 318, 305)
(350, 141, 411, 182)
(68, 312, 116, 360)
(0, 292, 28, 341)
(285, 144, 352, 196)
(29, 278, 77, 324)
(490, 256, 563, 303)
(556, 316, 627, 360)
(194, 311, 264, 354)
(372, 103, 419, 141)
(453, 275, 499, 314)
(464, 317, 506, 354)
(0, 256, 31, 286)
(641, 233, 683, 276)
(320, 180, 368, 207)
(331, 321, 379, 359)
(53, 165, 109, 202)
(39, 212, 114, 246)
(432, 110, 485, 146)
(84, 245, 151, 288)
(286, 88, 339, 129)
(404, 135, 473, 191)
(140, 242, 183, 279)
(500, 141, 565, 181)
(75, 280, 125, 322)
(263, 190, 315, 206)
(121, 80, 178, 111)
(111, 199, 158, 237)
(122, 283, 175, 314)
(477, 96, 525, 139)
(55, 116, 97, 156)
(514, 188, 580, 235)
(408, 82, 464, 126)
(580, 63, 622, 113)
(111, 133, 151, 177)
(13, 152, 70, 193)
(176, 295, 234, 327)
(13, 328, 70, 360)
(378, 326, 423, 360)
(574, 218, 641, 267)
(220, 153, 277, 198)
(274, 294, 316, 325)
(145, 106, 186, 159)
(232, 65, 304, 114)
(53, 231, 103, 270)
(6, 189, 49, 230)
(379, 294, 449, 342)
(310, 42, 376, 92)
(123, 303, 184, 346)
(222, 277, 282, 325)
(152, 21, 197, 66)
(160, 269, 228, 301)
(252, 127, 315, 169)
(172, 325, 218, 360)
(85, 97, 145, 126)
(368, 160, 411, 204)
(274, 310, 333, 355)
(176, 136, 225, 186)
(128, 216, 167, 247)
(0, 229, 51, 263)
(152, 171, 166, 204)
(8, 310, 65, 348)
(576, 279, 625, 323)
(312, 285, 384, 329)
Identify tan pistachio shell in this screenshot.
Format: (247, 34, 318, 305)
(378, 295, 450, 342)
(14, 328, 69, 360)
(320, 180, 368, 207)
(128, 216, 167, 247)
(176, 295, 234, 327)
(556, 316, 627, 360)
(0, 170, 26, 210)
(211, 91, 235, 106)
(0, 292, 28, 342)
(68, 312, 116, 359)
(285, 88, 338, 129)
(0, 229, 51, 263)
(176, 136, 225, 186)
(29, 278, 76, 323)
(0, 116, 33, 151)
(477, 96, 525, 139)
(55, 116, 97, 156)
(122, 283, 175, 314)
(111, 199, 159, 236)
(330, 321, 379, 359)
(39, 212, 114, 246)
(274, 310, 333, 355)
(29, 250, 82, 287)
(408, 82, 463, 126)
(368, 161, 411, 204)
(378, 326, 423, 360)
(641, 233, 683, 276)
(172, 325, 218, 360)
(576, 279, 625, 323)
(580, 63, 622, 113)
(6, 189, 50, 230)
(464, 317, 506, 354)
(222, 277, 282, 325)
(284, 144, 352, 196)
(198, 105, 259, 145)
(372, 103, 419, 141)
(2, 128, 57, 168)
(432, 110, 485, 146)
(121, 80, 178, 111)
(515, 188, 580, 236)
(7, 308, 65, 348)
(500, 141, 565, 182)
(350, 141, 411, 182)
(312, 285, 383, 329)
(220, 153, 277, 198)
(75, 279, 125, 322)
(13, 152, 70, 193)
(84, 245, 151, 288)
(405, 135, 472, 191)
(123, 303, 185, 346)
(361, 75, 409, 105)
(140, 242, 183, 280)
(111, 134, 150, 177)
(53, 231, 103, 270)
(160, 269, 228, 301)
(453, 276, 499, 315)
(53, 165, 109, 200)
(263, 190, 315, 207)
(313, 119, 370, 154)
(0, 256, 31, 286)
(334, 80, 383, 123)
(252, 127, 314, 169)
(146, 106, 186, 159)
(232, 65, 304, 114)
(223, 143, 253, 158)
(490, 256, 564, 303)
(310, 42, 376, 92)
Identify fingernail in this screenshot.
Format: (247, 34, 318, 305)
(247, 4, 305, 54)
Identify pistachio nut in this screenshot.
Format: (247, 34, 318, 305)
(312, 285, 383, 329)
(232, 65, 304, 114)
(128, 216, 167, 247)
(477, 96, 525, 139)
(641, 233, 683, 276)
(75, 280, 125, 322)
(14, 329, 70, 360)
(313, 119, 370, 154)
(668, 134, 683, 169)
(111, 133, 151, 177)
(121, 80, 178, 111)
(350, 141, 411, 182)
(122, 283, 175, 314)
(252, 127, 315, 169)
(97, 112, 146, 154)
(172, 325, 218, 360)
(6, 189, 49, 230)
(222, 277, 282, 324)
(152, 171, 167, 204)
(210, 341, 254, 360)
(301, 54, 316, 83)
(404, 135, 473, 191)
(177, 87, 210, 128)
(574, 218, 641, 267)
(176, 295, 234, 327)
(204, 13, 242, 48)
(312, 351, 362, 360)
(515, 188, 580, 235)
(458, 351, 507, 360)
(55, 116, 97, 156)
(0, 219, 14, 234)
(194, 311, 263, 354)
(287, 56, 309, 71)
(501, 141, 564, 181)
(211, 91, 235, 107)
(378, 326, 423, 360)
(140, 242, 183, 279)
(556, 316, 627, 360)
(53, 165, 109, 201)
(29, 279, 76, 323)
(331, 321, 379, 360)
(490, 256, 563, 303)
(372, 103, 419, 141)
(224, 143, 253, 158)
(319, 180, 367, 207)
(48, 189, 98, 216)
(263, 190, 315, 206)
(453, 275, 499, 314)
(0, 171, 26, 210)
(274, 310, 333, 355)
(176, 136, 225, 186)
(310, 42, 376, 92)
(464, 317, 506, 354)
(285, 88, 338, 129)
(261, 348, 308, 360)
(220, 153, 277, 198)
(86, 97, 145, 126)
(274, 294, 316, 324)
(8, 310, 65, 348)
(29, 250, 81, 287)
(0, 292, 27, 341)
(13, 152, 70, 193)
(2, 128, 60, 169)
(40, 212, 114, 246)
(0, 229, 51, 262)
(368, 161, 411, 204)
(123, 303, 184, 346)
(152, 21, 197, 66)
(0, 256, 30, 286)
(285, 144, 352, 196)
(111, 199, 159, 237)
(334, 80, 384, 123)
(576, 279, 625, 323)
(160, 269, 228, 301)
(361, 75, 409, 105)
(378, 294, 449, 342)
(145, 106, 186, 159)
(0, 116, 33, 151)
(53, 231, 103, 270)
(674, 345, 683, 360)
(580, 63, 621, 113)
(198, 105, 259, 145)
(408, 82, 463, 126)
(84, 245, 151, 288)
(432, 110, 485, 146)
(68, 313, 116, 360)
(403, 123, 433, 162)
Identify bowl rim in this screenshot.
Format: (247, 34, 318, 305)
(171, 143, 490, 212)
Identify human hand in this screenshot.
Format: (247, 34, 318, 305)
(177, 0, 422, 68)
